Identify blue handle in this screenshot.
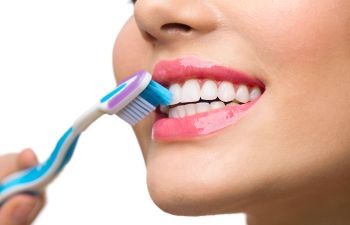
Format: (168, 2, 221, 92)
(0, 128, 80, 199)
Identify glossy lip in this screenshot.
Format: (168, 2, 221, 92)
(153, 100, 257, 141)
(152, 56, 265, 89)
(151, 56, 265, 141)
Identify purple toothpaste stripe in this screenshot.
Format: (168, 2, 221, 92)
(107, 70, 148, 110)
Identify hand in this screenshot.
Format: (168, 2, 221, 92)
(0, 149, 46, 225)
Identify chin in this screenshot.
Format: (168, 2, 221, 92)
(144, 144, 262, 216)
(146, 173, 233, 216)
(146, 171, 259, 216)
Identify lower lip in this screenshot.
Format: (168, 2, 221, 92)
(152, 100, 257, 141)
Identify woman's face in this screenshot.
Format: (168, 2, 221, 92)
(113, 0, 350, 216)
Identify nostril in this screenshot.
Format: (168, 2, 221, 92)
(161, 23, 192, 33)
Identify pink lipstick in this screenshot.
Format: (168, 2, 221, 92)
(151, 56, 264, 141)
(151, 56, 265, 89)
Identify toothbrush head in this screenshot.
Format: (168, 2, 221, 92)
(100, 70, 172, 125)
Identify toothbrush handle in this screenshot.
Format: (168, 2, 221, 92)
(0, 105, 104, 205)
(0, 128, 80, 205)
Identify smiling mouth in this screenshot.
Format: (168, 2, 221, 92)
(151, 56, 265, 141)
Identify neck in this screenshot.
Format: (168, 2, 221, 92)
(245, 180, 350, 225)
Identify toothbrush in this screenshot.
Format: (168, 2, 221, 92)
(0, 70, 172, 205)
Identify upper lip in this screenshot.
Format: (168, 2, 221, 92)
(152, 56, 265, 90)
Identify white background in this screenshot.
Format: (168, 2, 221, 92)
(0, 1, 245, 224)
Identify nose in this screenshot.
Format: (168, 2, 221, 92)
(133, 0, 219, 45)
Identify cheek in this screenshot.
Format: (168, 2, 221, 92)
(234, 0, 350, 130)
(226, 0, 350, 190)
(236, 0, 350, 69)
(113, 16, 152, 83)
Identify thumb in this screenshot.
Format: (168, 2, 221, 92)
(0, 148, 38, 181)
(17, 149, 39, 169)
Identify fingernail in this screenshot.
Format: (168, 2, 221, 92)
(12, 200, 37, 224)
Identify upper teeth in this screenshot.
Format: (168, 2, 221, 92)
(169, 79, 261, 105)
(162, 78, 262, 118)
(218, 81, 235, 102)
(201, 80, 217, 100)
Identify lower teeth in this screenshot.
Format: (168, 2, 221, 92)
(163, 100, 245, 118)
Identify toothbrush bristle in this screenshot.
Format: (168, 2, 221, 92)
(117, 79, 172, 125)
(117, 96, 155, 125)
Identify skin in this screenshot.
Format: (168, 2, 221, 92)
(0, 149, 45, 225)
(114, 0, 350, 224)
(2, 1, 347, 224)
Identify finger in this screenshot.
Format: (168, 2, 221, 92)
(0, 154, 18, 179)
(17, 149, 39, 170)
(0, 194, 43, 225)
(0, 149, 38, 180)
(26, 193, 46, 225)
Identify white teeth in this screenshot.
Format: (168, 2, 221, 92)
(210, 101, 225, 110)
(235, 84, 249, 103)
(169, 105, 185, 118)
(185, 104, 196, 116)
(249, 87, 261, 101)
(196, 102, 210, 113)
(166, 79, 263, 118)
(201, 80, 218, 100)
(218, 81, 235, 102)
(168, 107, 178, 118)
(176, 105, 186, 118)
(227, 102, 239, 107)
(169, 83, 182, 105)
(181, 79, 201, 103)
